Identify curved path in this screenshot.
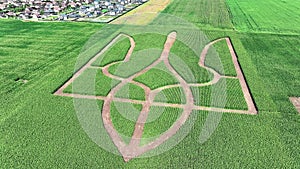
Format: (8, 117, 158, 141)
(54, 32, 258, 162)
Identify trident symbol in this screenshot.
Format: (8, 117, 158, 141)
(54, 31, 257, 162)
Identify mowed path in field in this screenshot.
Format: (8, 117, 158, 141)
(55, 31, 257, 161)
(110, 0, 171, 25)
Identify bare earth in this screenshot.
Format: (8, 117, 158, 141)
(290, 97, 300, 114)
(110, 0, 171, 25)
(54, 32, 257, 161)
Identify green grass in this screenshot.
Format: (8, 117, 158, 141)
(132, 33, 166, 52)
(226, 0, 300, 33)
(107, 51, 160, 78)
(0, 20, 103, 97)
(106, 33, 166, 78)
(237, 33, 300, 113)
(91, 37, 131, 67)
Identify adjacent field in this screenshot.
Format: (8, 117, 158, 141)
(226, 0, 300, 33)
(111, 0, 171, 25)
(160, 0, 233, 29)
(0, 20, 101, 96)
(237, 33, 300, 113)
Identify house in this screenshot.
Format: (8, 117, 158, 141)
(0, 0, 147, 21)
(59, 14, 68, 20)
(0, 4, 6, 10)
(116, 4, 124, 12)
(109, 10, 116, 16)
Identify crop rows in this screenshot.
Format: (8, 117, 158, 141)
(64, 68, 120, 96)
(91, 37, 131, 67)
(141, 106, 183, 145)
(160, 0, 233, 29)
(226, 0, 300, 33)
(110, 101, 143, 144)
(134, 63, 180, 90)
(205, 39, 237, 76)
(154, 87, 186, 104)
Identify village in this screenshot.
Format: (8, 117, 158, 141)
(0, 0, 147, 22)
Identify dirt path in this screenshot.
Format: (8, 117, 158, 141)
(225, 38, 257, 114)
(290, 97, 300, 114)
(54, 32, 258, 162)
(147, 37, 257, 114)
(101, 32, 195, 161)
(54, 34, 132, 96)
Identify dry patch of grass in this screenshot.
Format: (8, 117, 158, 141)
(111, 0, 171, 25)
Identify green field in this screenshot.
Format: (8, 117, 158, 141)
(1, 0, 300, 168)
(226, 0, 300, 33)
(161, 0, 233, 29)
(92, 37, 131, 67)
(205, 39, 237, 76)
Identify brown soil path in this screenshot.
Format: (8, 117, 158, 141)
(290, 97, 300, 114)
(54, 34, 134, 96)
(148, 37, 257, 114)
(54, 32, 258, 162)
(225, 38, 257, 114)
(102, 32, 195, 161)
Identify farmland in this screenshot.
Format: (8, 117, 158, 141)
(1, 0, 300, 168)
(111, 0, 171, 25)
(161, 0, 233, 29)
(226, 0, 300, 33)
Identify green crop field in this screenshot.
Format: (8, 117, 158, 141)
(205, 39, 237, 76)
(92, 37, 131, 67)
(1, 0, 300, 168)
(226, 0, 300, 33)
(161, 0, 233, 29)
